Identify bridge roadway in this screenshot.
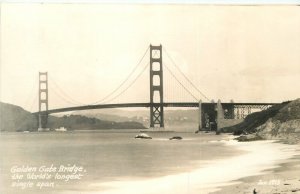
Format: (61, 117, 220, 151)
(33, 102, 280, 115)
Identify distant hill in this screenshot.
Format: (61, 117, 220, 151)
(47, 115, 145, 130)
(72, 108, 200, 128)
(0, 102, 145, 132)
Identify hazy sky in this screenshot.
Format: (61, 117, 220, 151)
(1, 3, 300, 111)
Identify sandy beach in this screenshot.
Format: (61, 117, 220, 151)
(212, 141, 300, 194)
(81, 138, 300, 194)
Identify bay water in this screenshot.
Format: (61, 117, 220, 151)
(0, 130, 297, 194)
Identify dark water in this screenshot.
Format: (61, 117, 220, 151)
(0, 130, 241, 194)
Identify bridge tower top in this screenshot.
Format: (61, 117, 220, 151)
(39, 72, 48, 112)
(150, 44, 164, 128)
(38, 72, 48, 129)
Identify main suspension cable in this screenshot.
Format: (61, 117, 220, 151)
(163, 47, 210, 101)
(102, 62, 149, 104)
(164, 64, 199, 102)
(89, 46, 150, 105)
(49, 75, 85, 105)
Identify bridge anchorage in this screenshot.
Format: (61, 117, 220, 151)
(35, 44, 279, 131)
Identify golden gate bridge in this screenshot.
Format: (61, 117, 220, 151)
(30, 44, 278, 131)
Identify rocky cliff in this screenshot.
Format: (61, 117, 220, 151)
(256, 99, 300, 142)
(221, 99, 300, 142)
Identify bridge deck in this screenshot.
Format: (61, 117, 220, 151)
(33, 102, 280, 115)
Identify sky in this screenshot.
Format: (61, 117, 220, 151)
(1, 3, 300, 112)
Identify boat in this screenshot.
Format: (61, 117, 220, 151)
(135, 133, 152, 139)
(55, 127, 67, 132)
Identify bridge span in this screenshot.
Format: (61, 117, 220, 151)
(34, 102, 279, 115)
(34, 101, 280, 131)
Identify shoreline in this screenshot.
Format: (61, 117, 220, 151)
(82, 138, 299, 194)
(211, 141, 300, 194)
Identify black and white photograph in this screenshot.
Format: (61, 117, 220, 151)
(0, 1, 300, 193)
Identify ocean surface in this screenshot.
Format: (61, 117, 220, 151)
(0, 130, 298, 194)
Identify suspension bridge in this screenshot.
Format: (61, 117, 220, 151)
(32, 44, 278, 131)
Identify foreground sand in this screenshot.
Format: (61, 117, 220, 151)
(211, 142, 300, 194)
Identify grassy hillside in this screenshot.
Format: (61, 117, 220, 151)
(0, 102, 37, 132)
(272, 99, 300, 122)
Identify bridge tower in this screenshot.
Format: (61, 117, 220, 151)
(38, 72, 49, 130)
(150, 44, 164, 128)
